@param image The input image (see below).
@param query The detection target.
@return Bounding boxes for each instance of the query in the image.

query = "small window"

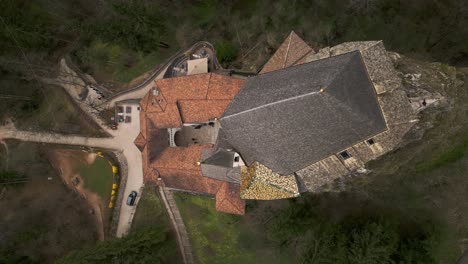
[339,151,351,160]
[152,88,159,96]
[234,156,240,162]
[366,138,375,145]
[137,107,140,111]
[126,106,132,113]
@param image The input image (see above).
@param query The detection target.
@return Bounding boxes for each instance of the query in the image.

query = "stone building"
[135,31,416,214]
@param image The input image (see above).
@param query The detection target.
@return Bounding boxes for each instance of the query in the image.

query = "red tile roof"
[133,132,146,152]
[146,105,183,128]
[144,144,245,215]
[140,73,244,128]
[141,145,149,181]
[206,74,245,99]
[215,182,245,215]
[152,144,208,171]
[137,73,247,215]
[150,145,225,199]
[145,167,160,183]
[178,99,231,123]
[260,31,314,74]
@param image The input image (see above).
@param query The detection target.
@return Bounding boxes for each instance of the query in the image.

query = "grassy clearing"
[174,193,252,264]
[131,186,171,232]
[112,52,160,83]
[129,186,182,263]
[415,132,468,172]
[73,40,178,88]
[76,156,113,199]
[174,193,290,264]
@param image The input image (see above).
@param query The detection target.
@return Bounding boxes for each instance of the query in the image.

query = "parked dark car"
[126,191,137,206]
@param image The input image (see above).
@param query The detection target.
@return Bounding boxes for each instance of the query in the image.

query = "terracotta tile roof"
[157,73,211,102]
[137,73,247,214]
[152,144,209,171]
[215,182,245,215]
[139,91,151,112]
[140,73,244,128]
[178,99,231,123]
[139,111,148,139]
[260,31,313,74]
[144,167,160,183]
[206,74,245,99]
[146,105,182,128]
[133,132,146,152]
[141,145,149,180]
[240,162,299,200]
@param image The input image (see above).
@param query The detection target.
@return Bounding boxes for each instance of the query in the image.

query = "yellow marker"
[112,183,118,190]
[112,166,119,174]
[111,190,116,196]
[108,202,114,208]
[111,195,116,201]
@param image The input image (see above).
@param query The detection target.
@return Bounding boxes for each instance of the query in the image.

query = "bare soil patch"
[46,149,108,241]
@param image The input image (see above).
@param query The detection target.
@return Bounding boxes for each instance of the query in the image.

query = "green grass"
[74,40,178,86]
[76,156,113,198]
[113,52,160,83]
[174,193,253,264]
[130,187,182,262]
[131,186,170,232]
[174,193,290,264]
[415,132,468,172]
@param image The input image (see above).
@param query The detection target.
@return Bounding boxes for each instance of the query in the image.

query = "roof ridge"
[143,90,151,112]
[217,195,243,215]
[221,90,322,120]
[357,40,383,52]
[325,52,384,123]
[285,31,313,67]
[283,32,294,69]
[217,182,244,214]
[204,73,213,99]
[258,47,355,77]
[178,98,231,102]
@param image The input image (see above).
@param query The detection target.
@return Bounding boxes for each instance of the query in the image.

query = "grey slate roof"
[200,149,241,183]
[202,149,235,167]
[219,51,387,175]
